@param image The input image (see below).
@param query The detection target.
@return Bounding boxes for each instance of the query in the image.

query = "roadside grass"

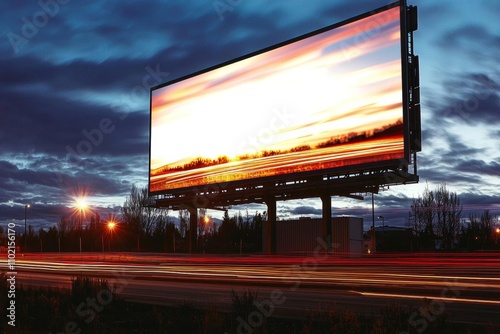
[1,276,498,333]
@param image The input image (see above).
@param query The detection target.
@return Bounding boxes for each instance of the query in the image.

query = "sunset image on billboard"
[150,5,405,193]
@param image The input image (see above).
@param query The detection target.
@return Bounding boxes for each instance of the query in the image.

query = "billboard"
[150,1,410,195]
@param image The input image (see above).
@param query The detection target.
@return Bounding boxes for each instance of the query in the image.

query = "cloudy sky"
[1,0,499,231]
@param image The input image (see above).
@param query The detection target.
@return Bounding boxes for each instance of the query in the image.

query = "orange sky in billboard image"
[150,6,404,192]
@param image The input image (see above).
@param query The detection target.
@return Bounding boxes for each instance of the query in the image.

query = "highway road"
[5,252,500,327]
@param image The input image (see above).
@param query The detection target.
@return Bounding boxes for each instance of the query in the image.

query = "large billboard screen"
[150,2,408,195]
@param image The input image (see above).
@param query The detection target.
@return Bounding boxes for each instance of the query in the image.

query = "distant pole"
[24,204,30,253]
[371,193,375,253]
[79,213,82,253]
[378,216,385,230]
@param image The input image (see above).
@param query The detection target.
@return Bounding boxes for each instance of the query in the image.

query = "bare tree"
[57,216,71,236]
[121,184,144,233]
[409,184,435,249]
[479,210,495,248]
[409,184,462,250]
[435,184,462,250]
[421,186,435,239]
[198,208,207,237]
[463,210,496,250]
[179,209,189,238]
[121,184,169,236]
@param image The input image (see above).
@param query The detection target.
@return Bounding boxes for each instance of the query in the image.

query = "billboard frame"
[149,0,419,209]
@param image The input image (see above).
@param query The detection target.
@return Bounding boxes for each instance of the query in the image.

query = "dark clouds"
[437,73,499,125]
[459,192,500,208]
[419,61,499,196]
[440,24,500,62]
[0,0,499,229]
[454,160,500,181]
[290,206,323,216]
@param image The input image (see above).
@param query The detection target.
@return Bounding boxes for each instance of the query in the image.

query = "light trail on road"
[352,291,500,305]
[4,252,500,327]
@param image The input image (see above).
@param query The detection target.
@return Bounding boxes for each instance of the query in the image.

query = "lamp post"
[74,197,88,253]
[203,216,210,254]
[108,221,116,251]
[378,216,385,229]
[371,193,375,253]
[377,215,385,251]
[24,204,30,253]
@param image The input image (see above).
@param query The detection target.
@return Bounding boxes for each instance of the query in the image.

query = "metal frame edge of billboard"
[148,0,419,207]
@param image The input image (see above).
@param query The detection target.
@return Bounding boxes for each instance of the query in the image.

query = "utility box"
[263,216,363,255]
[331,217,363,256]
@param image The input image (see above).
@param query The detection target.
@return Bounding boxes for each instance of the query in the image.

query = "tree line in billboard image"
[151,119,403,175]
[149,5,405,192]
[149,119,404,192]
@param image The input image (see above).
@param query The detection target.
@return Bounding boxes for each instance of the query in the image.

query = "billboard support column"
[187,206,198,254]
[265,196,277,254]
[321,194,332,253]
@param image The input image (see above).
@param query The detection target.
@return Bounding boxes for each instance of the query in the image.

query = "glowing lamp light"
[108,221,116,230]
[75,197,88,210]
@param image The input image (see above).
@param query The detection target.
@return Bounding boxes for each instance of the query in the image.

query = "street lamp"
[24,204,30,253]
[74,196,89,252]
[202,216,211,254]
[108,221,116,251]
[74,197,88,229]
[371,193,375,253]
[377,216,385,251]
[377,215,385,227]
[495,227,500,245]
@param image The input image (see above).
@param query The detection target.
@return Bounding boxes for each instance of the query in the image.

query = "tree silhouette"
[409,184,462,250]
